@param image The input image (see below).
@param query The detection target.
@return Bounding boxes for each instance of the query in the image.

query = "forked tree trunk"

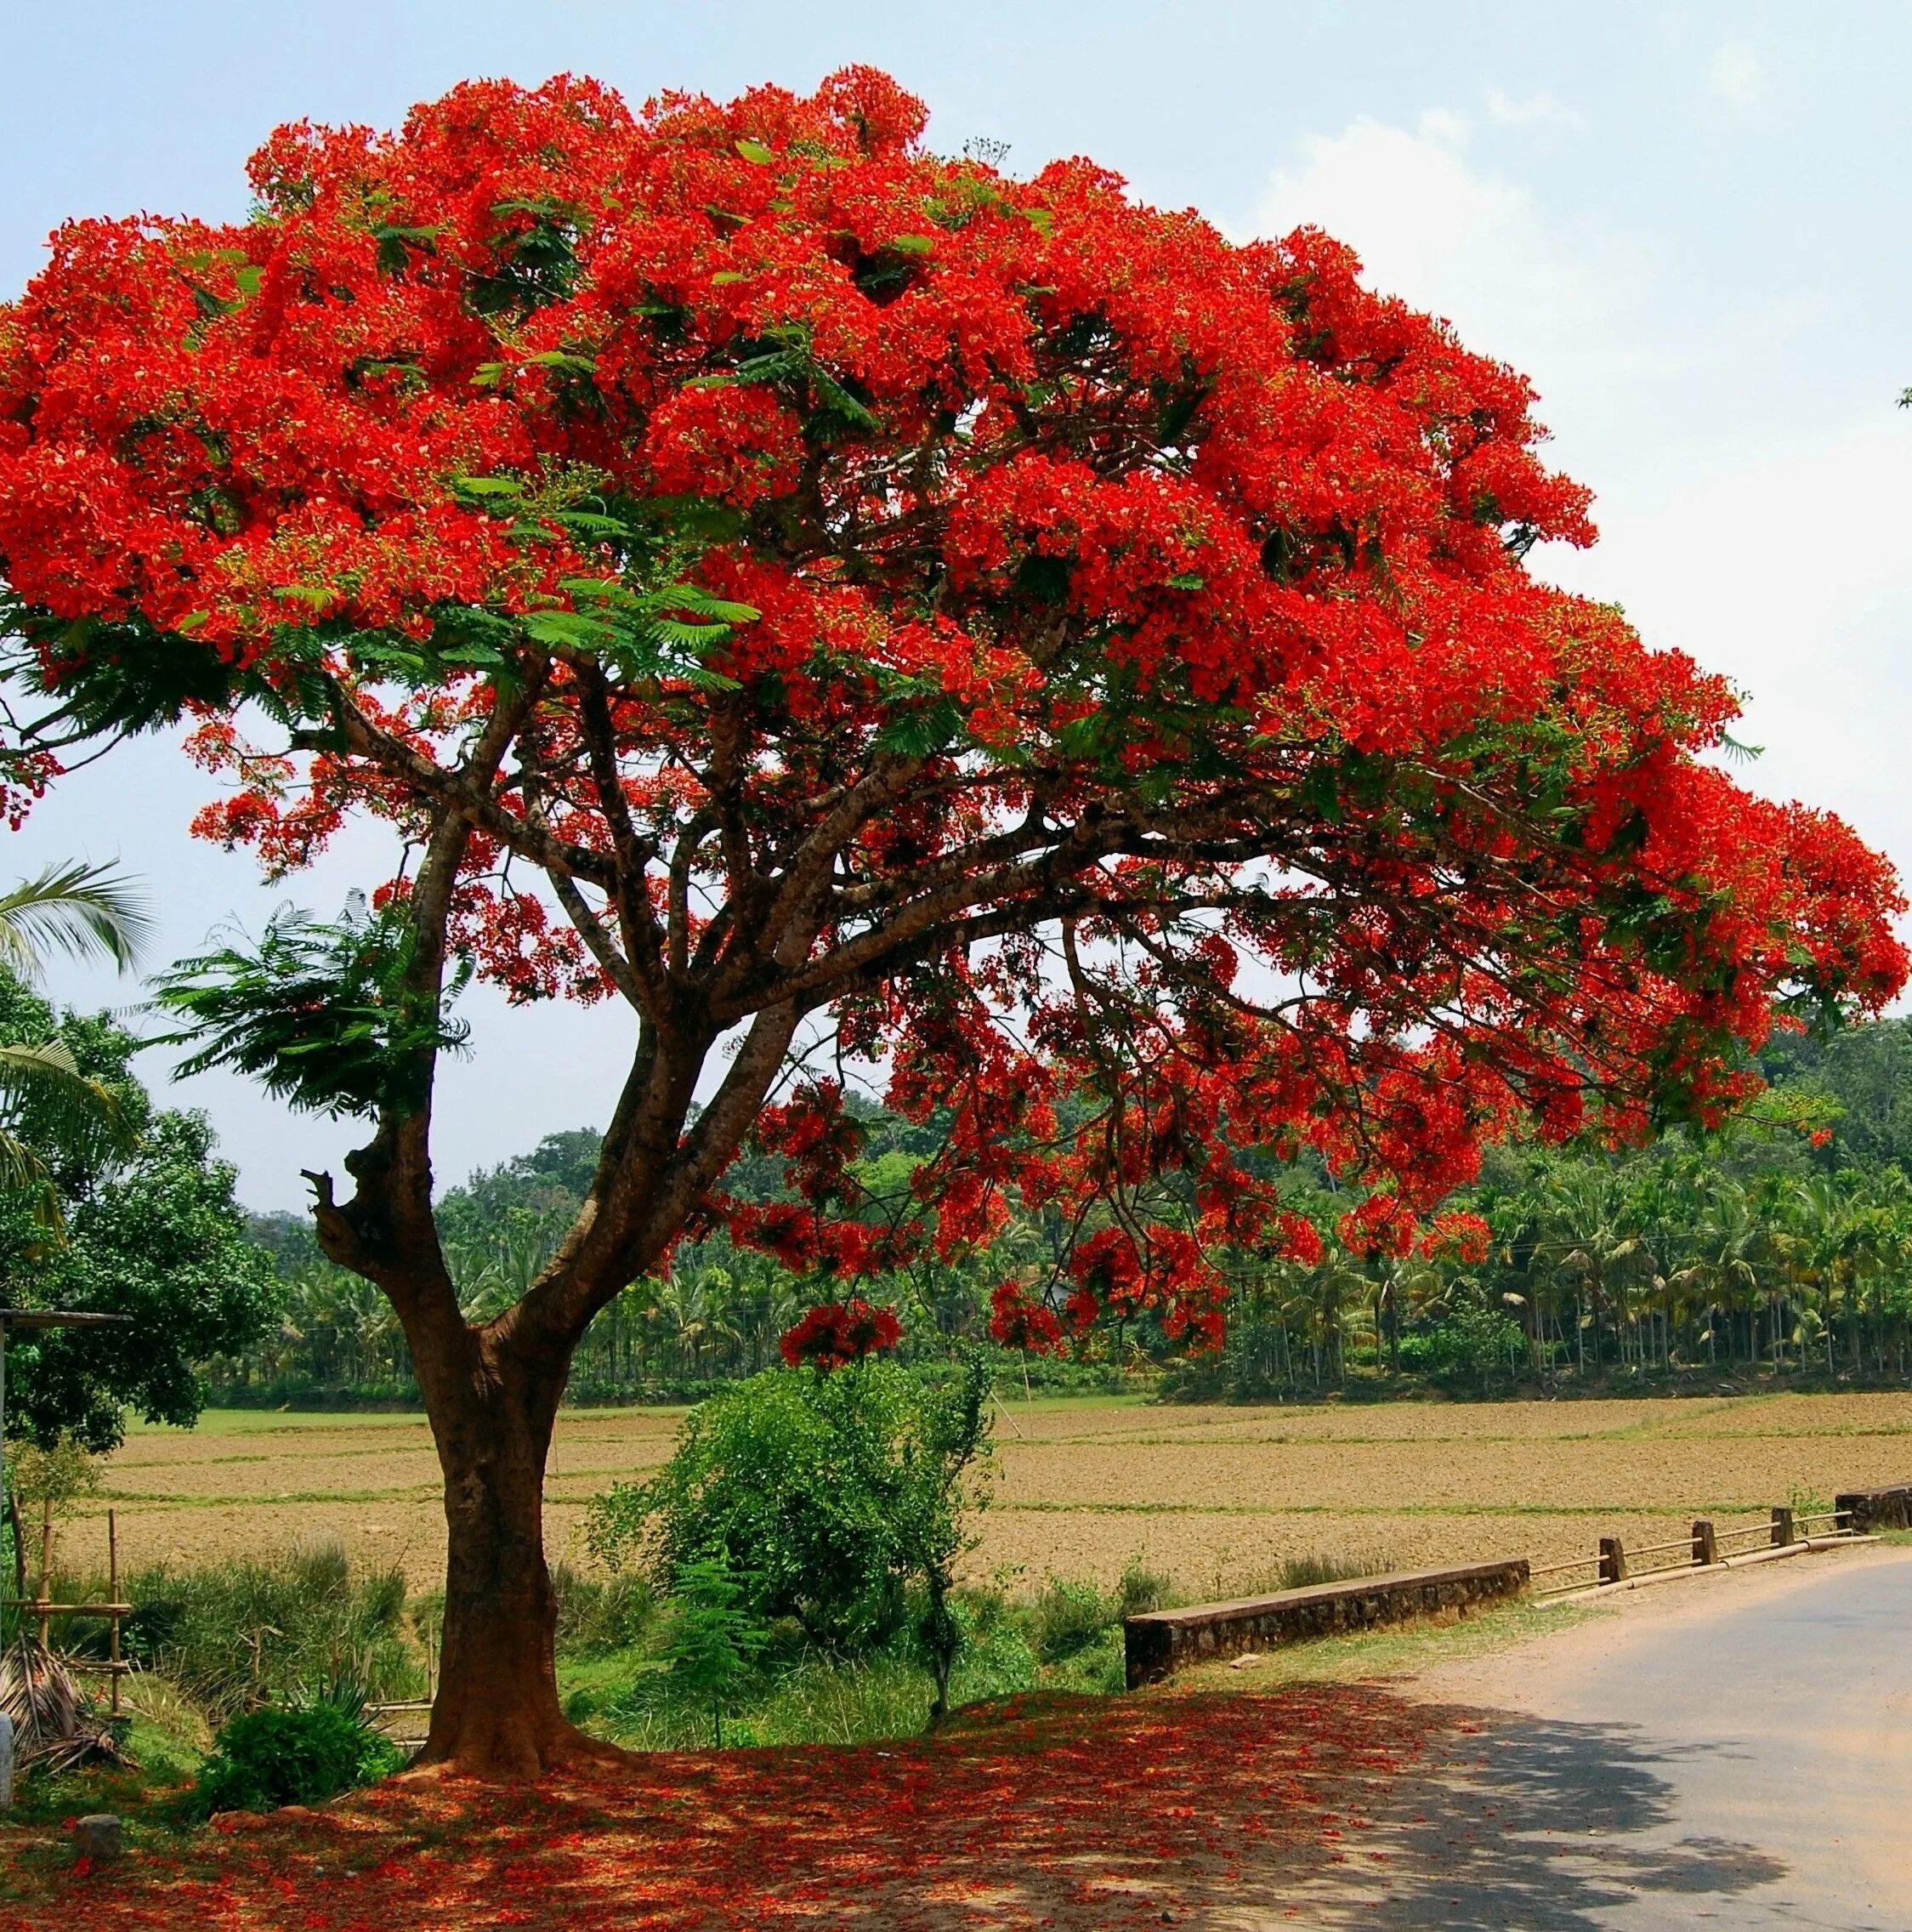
[410,1324,618,1777]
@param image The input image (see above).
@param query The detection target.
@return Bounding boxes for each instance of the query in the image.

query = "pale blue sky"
[5,3,1909,1207]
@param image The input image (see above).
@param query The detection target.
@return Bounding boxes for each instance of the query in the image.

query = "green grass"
[126,1390,1155,1440]
[125,1411,440,1435]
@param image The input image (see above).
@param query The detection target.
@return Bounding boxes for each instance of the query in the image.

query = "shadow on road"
[1285,1702,1786,1929]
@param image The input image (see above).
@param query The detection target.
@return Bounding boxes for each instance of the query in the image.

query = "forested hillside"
[207,1017,1912,1406]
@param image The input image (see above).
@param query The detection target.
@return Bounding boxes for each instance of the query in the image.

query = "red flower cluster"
[1418,1211,1495,1265]
[779,1297,903,1369]
[989,1281,1067,1355]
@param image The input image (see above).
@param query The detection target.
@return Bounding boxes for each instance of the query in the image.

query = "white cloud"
[1484,88,1591,134]
[1414,105,1472,147]
[1707,41,1767,113]
[1249,113,1669,460]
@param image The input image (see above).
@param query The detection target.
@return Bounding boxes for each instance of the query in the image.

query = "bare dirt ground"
[60,1389,1912,1595]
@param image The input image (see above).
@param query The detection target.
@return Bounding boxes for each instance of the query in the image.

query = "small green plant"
[194,1690,401,1816]
[896,1355,992,1724]
[661,1557,768,1747]
[1117,1557,1177,1618]
[1031,1577,1117,1663]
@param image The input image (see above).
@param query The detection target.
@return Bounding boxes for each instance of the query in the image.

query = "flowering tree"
[0,69,1901,1775]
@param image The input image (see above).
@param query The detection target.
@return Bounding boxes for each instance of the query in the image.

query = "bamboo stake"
[107,1510,120,1719]
[35,1498,51,1653]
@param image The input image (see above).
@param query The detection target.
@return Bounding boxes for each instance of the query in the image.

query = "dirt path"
[1260,1543,1912,1929]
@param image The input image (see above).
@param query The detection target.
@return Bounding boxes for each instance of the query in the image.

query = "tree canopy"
[0,65,1901,1772]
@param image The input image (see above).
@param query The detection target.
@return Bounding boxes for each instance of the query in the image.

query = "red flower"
[780,1298,903,1370]
[1419,1212,1494,1265]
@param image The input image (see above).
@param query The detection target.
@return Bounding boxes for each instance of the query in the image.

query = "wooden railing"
[1531,1503,1864,1601]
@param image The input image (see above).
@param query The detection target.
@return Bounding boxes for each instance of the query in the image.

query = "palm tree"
[0,861,151,1229]
[1534,1162,1641,1373]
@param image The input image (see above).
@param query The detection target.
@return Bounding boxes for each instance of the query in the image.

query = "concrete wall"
[1123,1559,1531,1690]
[1835,1486,1912,1532]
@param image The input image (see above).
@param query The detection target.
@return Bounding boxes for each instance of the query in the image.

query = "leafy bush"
[195,1691,401,1816]
[588,1358,992,1662]
[945,1590,1041,1703]
[1399,1299,1527,1389]
[1117,1557,1178,1618]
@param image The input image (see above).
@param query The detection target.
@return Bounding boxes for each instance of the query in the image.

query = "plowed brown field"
[59,1390,1912,1595]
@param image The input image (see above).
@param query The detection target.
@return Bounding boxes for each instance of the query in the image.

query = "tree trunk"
[411,1326,618,1777]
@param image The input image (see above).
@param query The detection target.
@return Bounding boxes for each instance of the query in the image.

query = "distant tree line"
[202,1017,1912,1406]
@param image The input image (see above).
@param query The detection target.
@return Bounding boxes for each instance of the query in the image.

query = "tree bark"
[408,1320,617,1776]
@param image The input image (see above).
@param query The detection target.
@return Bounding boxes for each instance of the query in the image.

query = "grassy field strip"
[108,1445,451,1469]
[85,1492,1786,1519]
[105,1445,676,1472]
[1003,1425,1912,1448]
[92,1486,446,1508]
[77,1393,1912,1593]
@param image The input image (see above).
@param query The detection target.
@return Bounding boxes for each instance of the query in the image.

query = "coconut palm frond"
[0,1126,61,1233]
[0,861,154,982]
[0,1639,128,1773]
[0,1040,136,1237]
[0,1038,134,1156]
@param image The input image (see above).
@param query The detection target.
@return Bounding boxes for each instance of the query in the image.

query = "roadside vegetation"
[5,1357,1397,1829]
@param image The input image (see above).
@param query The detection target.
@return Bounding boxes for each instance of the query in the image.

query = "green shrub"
[945,1591,1040,1703]
[1399,1299,1526,1389]
[195,1692,401,1816]
[588,1357,991,1663]
[1031,1576,1116,1662]
[1117,1557,1177,1618]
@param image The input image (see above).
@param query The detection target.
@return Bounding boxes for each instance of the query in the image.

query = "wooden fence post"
[1692,1520,1716,1565]
[1770,1506,1795,1548]
[1598,1535,1627,1585]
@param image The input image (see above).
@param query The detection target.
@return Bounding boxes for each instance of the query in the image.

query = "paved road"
[1275,1551,1912,1930]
